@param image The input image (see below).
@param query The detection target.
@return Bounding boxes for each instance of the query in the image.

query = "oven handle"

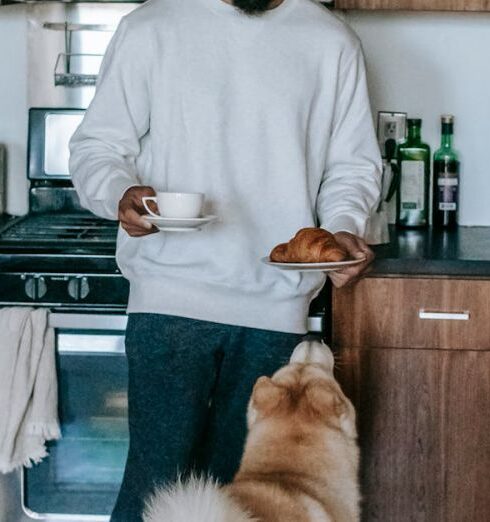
[48,312,128,331]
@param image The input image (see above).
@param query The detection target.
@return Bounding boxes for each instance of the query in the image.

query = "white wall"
[0,5,28,215]
[345,10,490,226]
[1,6,490,224]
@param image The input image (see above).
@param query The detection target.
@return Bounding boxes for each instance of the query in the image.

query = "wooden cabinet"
[335,0,490,11]
[332,276,490,522]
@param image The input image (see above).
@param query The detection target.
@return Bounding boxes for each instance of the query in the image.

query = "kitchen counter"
[371,226,490,277]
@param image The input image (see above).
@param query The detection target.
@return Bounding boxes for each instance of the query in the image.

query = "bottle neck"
[440,123,454,149]
[407,125,422,144]
[441,133,453,149]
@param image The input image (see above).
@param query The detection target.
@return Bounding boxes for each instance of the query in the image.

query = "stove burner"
[0,213,118,246]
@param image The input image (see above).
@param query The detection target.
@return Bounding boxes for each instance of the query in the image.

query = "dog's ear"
[252,376,287,415]
[305,381,346,419]
[305,382,357,437]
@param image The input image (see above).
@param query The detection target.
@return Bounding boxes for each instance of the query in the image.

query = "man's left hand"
[328,231,374,288]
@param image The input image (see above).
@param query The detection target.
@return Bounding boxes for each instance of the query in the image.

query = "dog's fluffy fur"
[144,340,360,522]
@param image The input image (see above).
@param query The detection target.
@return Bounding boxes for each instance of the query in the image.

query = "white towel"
[0,307,61,473]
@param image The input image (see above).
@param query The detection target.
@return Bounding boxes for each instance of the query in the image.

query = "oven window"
[24,331,129,516]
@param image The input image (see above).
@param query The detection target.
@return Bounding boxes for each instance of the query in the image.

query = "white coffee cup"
[142,192,204,219]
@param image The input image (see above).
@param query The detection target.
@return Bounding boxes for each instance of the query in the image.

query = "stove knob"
[24,276,47,300]
[68,277,90,300]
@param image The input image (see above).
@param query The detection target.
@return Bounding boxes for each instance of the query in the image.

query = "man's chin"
[232,0,274,15]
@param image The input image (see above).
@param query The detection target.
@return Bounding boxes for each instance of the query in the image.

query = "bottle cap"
[441,114,454,123]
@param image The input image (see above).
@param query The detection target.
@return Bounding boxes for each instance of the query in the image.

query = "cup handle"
[142,197,160,217]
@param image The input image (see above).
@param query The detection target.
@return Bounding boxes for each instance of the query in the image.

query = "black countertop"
[371,226,490,277]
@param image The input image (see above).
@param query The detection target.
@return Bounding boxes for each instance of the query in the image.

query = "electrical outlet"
[377,111,407,158]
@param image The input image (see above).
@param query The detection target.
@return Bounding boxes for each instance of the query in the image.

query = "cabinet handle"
[418,310,470,321]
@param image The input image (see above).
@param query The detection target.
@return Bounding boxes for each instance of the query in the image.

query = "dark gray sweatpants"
[110,313,304,522]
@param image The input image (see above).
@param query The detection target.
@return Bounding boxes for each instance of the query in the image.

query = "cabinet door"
[335,347,490,522]
[335,0,490,11]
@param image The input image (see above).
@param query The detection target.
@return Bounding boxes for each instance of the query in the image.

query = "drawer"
[332,277,490,350]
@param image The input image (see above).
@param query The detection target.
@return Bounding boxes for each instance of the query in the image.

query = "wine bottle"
[433,115,460,229]
[396,119,431,228]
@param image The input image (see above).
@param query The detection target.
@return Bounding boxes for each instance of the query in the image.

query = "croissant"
[270,228,347,263]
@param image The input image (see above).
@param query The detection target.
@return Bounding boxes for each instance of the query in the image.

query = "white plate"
[261,257,366,273]
[143,215,218,232]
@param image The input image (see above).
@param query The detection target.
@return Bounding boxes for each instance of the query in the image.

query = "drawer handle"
[419,310,470,321]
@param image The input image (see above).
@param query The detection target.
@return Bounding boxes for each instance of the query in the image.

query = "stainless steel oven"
[0,107,131,522]
[0,312,129,522]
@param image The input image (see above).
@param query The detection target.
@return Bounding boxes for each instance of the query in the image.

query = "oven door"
[0,312,129,522]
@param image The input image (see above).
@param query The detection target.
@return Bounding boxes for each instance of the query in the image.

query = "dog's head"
[247,340,356,439]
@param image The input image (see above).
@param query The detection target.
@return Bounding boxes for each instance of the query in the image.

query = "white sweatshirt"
[70,0,382,334]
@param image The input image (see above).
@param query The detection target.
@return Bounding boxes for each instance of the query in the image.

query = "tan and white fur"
[144,340,360,522]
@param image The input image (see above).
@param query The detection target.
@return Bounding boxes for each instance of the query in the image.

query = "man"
[70,0,381,520]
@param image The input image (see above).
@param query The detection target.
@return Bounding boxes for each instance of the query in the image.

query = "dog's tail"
[143,475,255,522]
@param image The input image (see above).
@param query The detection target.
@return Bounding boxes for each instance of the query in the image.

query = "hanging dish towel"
[0,307,61,473]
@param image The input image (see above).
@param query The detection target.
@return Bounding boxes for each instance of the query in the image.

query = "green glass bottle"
[396,119,431,228]
[433,115,460,229]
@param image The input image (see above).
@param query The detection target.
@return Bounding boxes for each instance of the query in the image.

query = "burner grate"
[0,213,118,245]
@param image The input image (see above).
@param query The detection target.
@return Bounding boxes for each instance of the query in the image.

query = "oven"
[0,108,133,522]
[0,312,129,522]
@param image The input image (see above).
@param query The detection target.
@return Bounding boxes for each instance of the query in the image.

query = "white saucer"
[261,257,366,273]
[143,215,218,232]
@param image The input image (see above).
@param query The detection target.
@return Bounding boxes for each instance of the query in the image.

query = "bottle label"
[437,175,458,211]
[401,160,425,210]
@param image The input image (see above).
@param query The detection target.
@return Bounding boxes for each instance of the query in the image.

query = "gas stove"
[0,108,129,310]
[0,217,128,308]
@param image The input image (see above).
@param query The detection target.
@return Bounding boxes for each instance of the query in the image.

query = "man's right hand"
[118,186,158,237]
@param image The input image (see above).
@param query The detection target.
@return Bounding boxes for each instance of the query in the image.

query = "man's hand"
[328,231,374,288]
[118,186,158,237]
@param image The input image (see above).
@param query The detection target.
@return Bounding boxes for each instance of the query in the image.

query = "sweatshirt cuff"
[321,215,366,238]
[105,177,140,220]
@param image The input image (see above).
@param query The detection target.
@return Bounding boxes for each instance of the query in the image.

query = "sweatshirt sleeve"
[316,42,382,238]
[69,16,150,220]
